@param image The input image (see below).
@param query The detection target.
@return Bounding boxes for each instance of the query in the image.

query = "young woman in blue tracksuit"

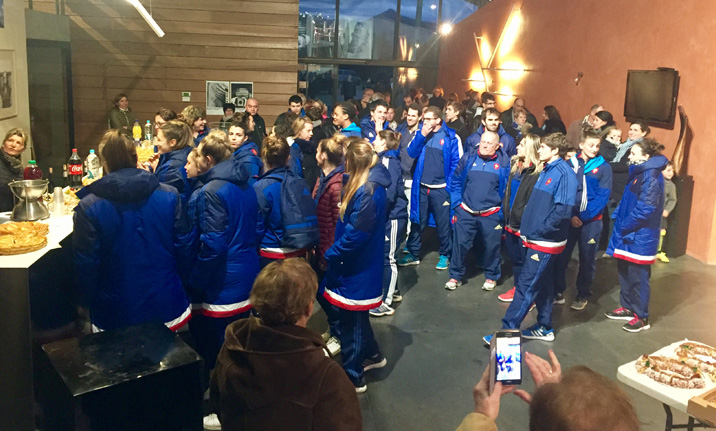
[321,140,391,392]
[152,120,193,205]
[486,133,577,344]
[446,130,509,291]
[74,130,192,333]
[497,134,542,303]
[187,132,259,378]
[370,130,409,317]
[288,116,313,178]
[606,139,667,332]
[554,129,612,310]
[228,119,262,185]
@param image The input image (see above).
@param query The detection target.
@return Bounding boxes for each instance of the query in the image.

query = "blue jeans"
[502,249,556,330]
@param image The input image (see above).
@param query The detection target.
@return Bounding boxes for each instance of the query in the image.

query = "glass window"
[300,64,336,106]
[441,0,478,26]
[397,0,439,63]
[299,0,337,58]
[338,0,398,60]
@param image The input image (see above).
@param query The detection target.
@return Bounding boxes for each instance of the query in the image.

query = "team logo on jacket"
[592,168,599,174]
[442,201,449,206]
[440,139,444,146]
[251,149,257,156]
[530,254,540,261]
[633,179,638,185]
[546,178,552,185]
[494,163,500,170]
[494,224,502,230]
[588,238,596,244]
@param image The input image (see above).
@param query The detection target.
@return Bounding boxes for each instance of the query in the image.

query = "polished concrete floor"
[310,231,716,431]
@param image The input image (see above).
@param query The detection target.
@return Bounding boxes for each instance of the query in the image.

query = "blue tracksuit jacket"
[155,145,191,204]
[253,166,291,250]
[607,155,667,264]
[465,124,517,158]
[340,122,362,138]
[289,140,304,178]
[232,141,262,186]
[579,155,612,221]
[379,149,408,220]
[450,147,509,215]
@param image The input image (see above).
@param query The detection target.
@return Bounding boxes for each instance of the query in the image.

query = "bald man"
[245,98,266,147]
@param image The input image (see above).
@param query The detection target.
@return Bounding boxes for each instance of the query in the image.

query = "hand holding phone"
[489,329,522,394]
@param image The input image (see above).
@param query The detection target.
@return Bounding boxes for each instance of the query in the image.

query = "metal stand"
[664,404,714,431]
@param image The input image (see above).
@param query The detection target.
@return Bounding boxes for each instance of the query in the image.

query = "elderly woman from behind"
[0,128,28,212]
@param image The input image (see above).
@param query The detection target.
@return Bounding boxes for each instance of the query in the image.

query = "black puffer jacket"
[0,151,22,212]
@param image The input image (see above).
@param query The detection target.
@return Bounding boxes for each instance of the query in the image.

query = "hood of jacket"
[629,154,668,177]
[294,138,315,155]
[76,168,159,203]
[219,317,329,408]
[201,157,250,185]
[368,162,392,189]
[342,122,361,134]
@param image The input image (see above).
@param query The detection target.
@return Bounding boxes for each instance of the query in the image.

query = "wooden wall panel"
[31,0,299,153]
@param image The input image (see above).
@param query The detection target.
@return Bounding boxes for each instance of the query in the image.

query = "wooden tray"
[688,387,716,426]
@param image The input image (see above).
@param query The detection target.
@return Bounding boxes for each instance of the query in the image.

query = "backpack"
[267,170,319,250]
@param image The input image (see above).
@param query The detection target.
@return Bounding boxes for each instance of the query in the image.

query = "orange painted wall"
[439,0,716,263]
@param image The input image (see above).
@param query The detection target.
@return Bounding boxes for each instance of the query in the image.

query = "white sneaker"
[326,336,341,356]
[445,279,462,290]
[482,279,497,291]
[203,413,222,430]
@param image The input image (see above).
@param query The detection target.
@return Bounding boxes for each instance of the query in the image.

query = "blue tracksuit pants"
[449,208,502,281]
[502,249,556,330]
[189,311,249,384]
[406,186,452,257]
[554,218,602,299]
[504,232,525,287]
[332,307,381,386]
[617,259,651,319]
[383,218,408,305]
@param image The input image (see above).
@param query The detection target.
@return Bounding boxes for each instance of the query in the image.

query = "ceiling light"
[127,0,165,37]
[440,23,453,35]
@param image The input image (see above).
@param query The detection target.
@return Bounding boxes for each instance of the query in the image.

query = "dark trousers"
[383,218,408,305]
[554,218,602,299]
[189,311,248,384]
[317,291,340,338]
[502,249,556,330]
[449,209,502,281]
[504,233,526,287]
[617,259,651,319]
[406,186,452,257]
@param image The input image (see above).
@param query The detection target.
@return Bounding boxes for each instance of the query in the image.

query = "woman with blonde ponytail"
[321,138,391,393]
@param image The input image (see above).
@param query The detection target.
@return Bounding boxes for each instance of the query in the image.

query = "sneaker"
[445,278,462,291]
[570,297,588,311]
[321,330,330,342]
[483,334,493,345]
[498,287,515,302]
[398,254,420,266]
[656,252,670,263]
[402,246,409,254]
[623,316,650,333]
[392,290,403,302]
[363,354,387,372]
[326,336,341,356]
[521,324,555,341]
[203,413,222,430]
[369,303,395,317]
[605,307,636,321]
[553,293,565,305]
[436,255,449,270]
[482,279,497,291]
[602,252,612,259]
[355,380,368,393]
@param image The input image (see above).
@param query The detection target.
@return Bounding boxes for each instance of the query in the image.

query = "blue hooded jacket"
[288,139,304,178]
[466,124,517,158]
[360,117,384,143]
[579,155,612,221]
[155,146,191,205]
[187,157,259,317]
[407,125,461,223]
[253,166,297,253]
[322,163,390,310]
[450,146,509,216]
[73,168,192,332]
[232,141,263,185]
[607,155,667,264]
[379,148,408,220]
[339,122,361,138]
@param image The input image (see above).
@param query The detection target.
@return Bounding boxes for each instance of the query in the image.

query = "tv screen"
[624,69,679,125]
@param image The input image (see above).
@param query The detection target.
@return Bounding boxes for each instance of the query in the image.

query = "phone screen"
[494,334,522,384]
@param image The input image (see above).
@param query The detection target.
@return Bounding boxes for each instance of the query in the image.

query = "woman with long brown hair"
[321,138,391,393]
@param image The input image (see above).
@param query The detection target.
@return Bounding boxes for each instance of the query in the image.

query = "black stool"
[41,322,203,431]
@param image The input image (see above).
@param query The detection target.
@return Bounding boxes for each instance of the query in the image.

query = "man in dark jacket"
[209,258,361,431]
[245,98,266,147]
[274,95,304,126]
[500,98,538,131]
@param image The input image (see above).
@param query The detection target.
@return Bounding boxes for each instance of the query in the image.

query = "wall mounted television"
[624,68,680,127]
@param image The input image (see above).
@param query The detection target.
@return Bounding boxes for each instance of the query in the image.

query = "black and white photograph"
[205,80,229,116]
[0,50,16,119]
[0,0,5,29]
[229,82,253,112]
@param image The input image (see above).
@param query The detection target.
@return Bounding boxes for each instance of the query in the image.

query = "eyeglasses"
[423,117,437,122]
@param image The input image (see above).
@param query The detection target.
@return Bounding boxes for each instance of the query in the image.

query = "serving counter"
[0,214,74,430]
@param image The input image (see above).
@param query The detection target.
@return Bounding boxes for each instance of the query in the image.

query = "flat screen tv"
[624,68,680,126]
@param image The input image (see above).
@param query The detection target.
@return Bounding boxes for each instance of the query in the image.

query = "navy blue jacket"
[73,168,192,332]
[187,158,259,317]
[407,125,460,223]
[155,146,191,204]
[579,155,612,221]
[339,122,361,138]
[520,158,578,254]
[466,124,517,158]
[193,127,209,147]
[322,164,390,310]
[360,117,381,143]
[288,139,304,178]
[607,155,667,264]
[450,147,509,216]
[379,149,408,220]
[232,141,262,186]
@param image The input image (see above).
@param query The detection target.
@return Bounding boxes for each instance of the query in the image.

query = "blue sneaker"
[521,324,555,341]
[398,254,420,266]
[483,334,493,345]
[402,246,409,254]
[436,255,449,270]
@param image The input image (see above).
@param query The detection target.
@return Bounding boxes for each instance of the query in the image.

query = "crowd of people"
[73,88,676,429]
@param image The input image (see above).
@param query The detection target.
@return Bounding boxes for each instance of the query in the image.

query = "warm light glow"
[406,68,418,80]
[468,71,486,91]
[127,0,165,37]
[499,11,522,58]
[480,40,492,67]
[498,86,514,100]
[440,23,453,35]
[499,61,526,80]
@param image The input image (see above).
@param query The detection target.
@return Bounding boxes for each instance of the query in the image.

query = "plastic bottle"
[144,120,153,142]
[132,120,142,144]
[23,160,43,180]
[68,149,83,189]
[85,149,102,179]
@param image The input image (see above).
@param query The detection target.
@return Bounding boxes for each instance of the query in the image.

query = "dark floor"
[309,232,716,431]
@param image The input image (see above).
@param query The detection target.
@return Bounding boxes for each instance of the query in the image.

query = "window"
[299,0,337,58]
[338,0,398,60]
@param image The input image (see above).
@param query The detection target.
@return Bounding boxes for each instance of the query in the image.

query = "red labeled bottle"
[68,149,83,189]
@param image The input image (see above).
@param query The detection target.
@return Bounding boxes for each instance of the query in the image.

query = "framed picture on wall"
[0,50,17,120]
[229,82,253,112]
[206,81,229,116]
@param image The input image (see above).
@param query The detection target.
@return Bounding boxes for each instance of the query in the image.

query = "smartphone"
[489,329,522,393]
